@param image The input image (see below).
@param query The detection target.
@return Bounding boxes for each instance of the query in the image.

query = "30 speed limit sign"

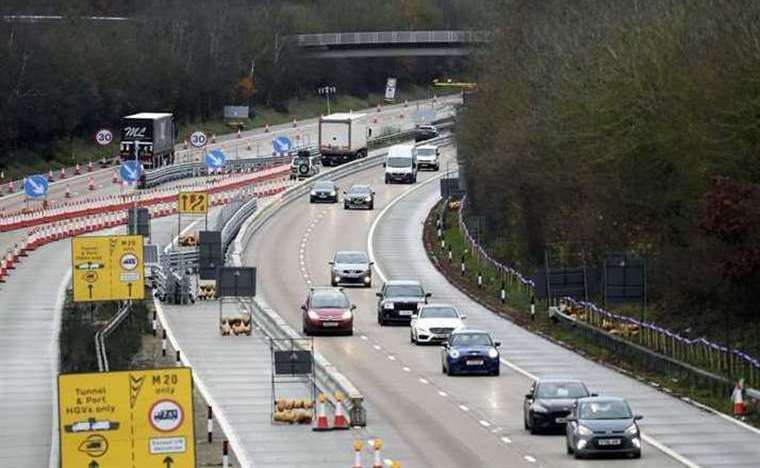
[95,128,113,146]
[190,131,208,148]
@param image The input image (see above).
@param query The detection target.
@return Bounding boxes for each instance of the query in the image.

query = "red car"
[301,287,355,336]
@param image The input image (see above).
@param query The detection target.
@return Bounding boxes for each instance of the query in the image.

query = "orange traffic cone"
[88,176,95,191]
[352,440,363,468]
[65,185,71,198]
[292,118,297,128]
[183,139,189,149]
[246,139,252,151]
[732,379,745,420]
[237,128,242,139]
[264,123,270,133]
[211,134,217,143]
[8,180,15,193]
[74,163,81,175]
[332,392,349,430]
[376,104,381,113]
[60,167,66,179]
[87,160,93,172]
[112,171,119,184]
[47,170,54,182]
[313,393,330,431]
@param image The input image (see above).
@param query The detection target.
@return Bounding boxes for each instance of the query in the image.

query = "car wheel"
[566,440,574,455]
[368,202,374,210]
[331,280,337,287]
[378,314,385,326]
[303,326,310,336]
[492,367,500,377]
[434,164,440,171]
[410,332,415,344]
[442,362,447,374]
[344,204,349,209]
[574,451,584,460]
[347,329,354,336]
[524,414,530,430]
[632,451,641,459]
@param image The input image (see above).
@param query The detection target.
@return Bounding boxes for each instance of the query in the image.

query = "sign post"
[72,235,145,302]
[384,77,397,103]
[317,85,336,114]
[24,174,49,209]
[58,367,196,468]
[272,136,292,155]
[177,190,210,234]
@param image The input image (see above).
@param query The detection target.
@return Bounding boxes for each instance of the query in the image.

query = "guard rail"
[94,301,132,372]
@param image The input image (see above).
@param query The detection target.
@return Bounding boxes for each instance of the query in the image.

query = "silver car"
[329,251,373,287]
[566,397,643,459]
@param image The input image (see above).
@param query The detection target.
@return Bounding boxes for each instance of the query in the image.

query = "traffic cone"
[47,170,54,182]
[371,439,383,468]
[332,392,349,429]
[65,185,71,198]
[376,104,381,112]
[237,128,242,139]
[60,167,66,179]
[404,100,408,107]
[88,176,95,191]
[264,123,270,133]
[87,160,93,172]
[8,180,14,193]
[112,171,119,184]
[74,163,81,175]
[352,440,363,468]
[247,139,252,151]
[732,379,746,420]
[292,118,297,128]
[211,134,217,143]
[312,393,331,431]
[183,139,188,149]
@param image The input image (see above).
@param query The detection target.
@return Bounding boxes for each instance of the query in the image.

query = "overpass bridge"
[289,30,491,58]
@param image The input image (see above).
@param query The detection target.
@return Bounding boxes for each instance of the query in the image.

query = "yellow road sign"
[58,367,196,468]
[72,235,145,302]
[178,190,209,214]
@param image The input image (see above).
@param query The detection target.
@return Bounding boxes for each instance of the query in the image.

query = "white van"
[414,144,440,171]
[384,144,417,184]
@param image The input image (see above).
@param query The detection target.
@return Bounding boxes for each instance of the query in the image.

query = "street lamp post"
[317,86,336,115]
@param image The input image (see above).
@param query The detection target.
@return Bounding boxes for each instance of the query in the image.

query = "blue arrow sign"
[205,150,227,169]
[24,175,49,198]
[272,136,292,153]
[120,160,143,183]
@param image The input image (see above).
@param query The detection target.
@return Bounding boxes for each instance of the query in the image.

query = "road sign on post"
[58,367,196,468]
[204,150,226,170]
[72,235,145,302]
[120,160,143,183]
[190,131,207,148]
[384,77,397,102]
[272,136,292,154]
[95,128,114,146]
[24,174,49,198]
[177,191,209,214]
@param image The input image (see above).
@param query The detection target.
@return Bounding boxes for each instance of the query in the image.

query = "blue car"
[441,329,501,376]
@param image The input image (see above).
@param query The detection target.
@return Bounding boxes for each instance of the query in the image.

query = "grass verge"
[424,199,759,428]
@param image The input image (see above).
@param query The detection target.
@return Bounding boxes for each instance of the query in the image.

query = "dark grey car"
[329,251,373,287]
[310,180,338,203]
[566,397,643,460]
[376,280,431,325]
[343,184,375,210]
[524,379,592,434]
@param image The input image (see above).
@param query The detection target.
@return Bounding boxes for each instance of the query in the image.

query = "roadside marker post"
[207,405,214,443]
[222,440,229,468]
[162,329,167,356]
[372,439,383,468]
[352,439,363,468]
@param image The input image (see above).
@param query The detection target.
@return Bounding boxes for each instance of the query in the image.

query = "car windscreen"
[579,401,632,420]
[416,148,435,156]
[311,292,349,309]
[335,252,368,264]
[385,285,424,297]
[313,181,334,190]
[536,382,588,399]
[387,157,412,168]
[348,186,371,195]
[419,307,458,319]
[449,333,492,347]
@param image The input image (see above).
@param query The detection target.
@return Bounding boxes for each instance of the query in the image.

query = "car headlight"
[330,190,336,196]
[625,424,638,436]
[341,310,353,320]
[363,276,371,283]
[365,195,372,201]
[530,403,548,413]
[307,310,320,320]
[576,424,593,436]
[334,275,341,281]
[487,348,499,359]
[416,302,422,309]
[310,190,316,195]
[416,326,429,334]
[383,302,394,309]
[448,349,460,358]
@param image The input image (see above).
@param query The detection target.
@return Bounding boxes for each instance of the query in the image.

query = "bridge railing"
[294,30,491,47]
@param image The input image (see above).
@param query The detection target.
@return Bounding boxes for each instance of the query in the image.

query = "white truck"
[318,113,369,166]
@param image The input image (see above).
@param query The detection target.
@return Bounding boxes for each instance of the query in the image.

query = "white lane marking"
[373,344,381,351]
[367,168,452,283]
[438,391,447,397]
[479,420,491,427]
[402,366,411,372]
[524,455,536,463]
[418,378,429,384]
[388,355,396,361]
[458,404,469,412]
[360,335,368,340]
[363,161,702,468]
[501,436,512,444]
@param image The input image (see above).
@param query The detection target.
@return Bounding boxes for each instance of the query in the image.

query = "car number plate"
[397,310,412,316]
[322,322,339,327]
[319,194,326,198]
[555,417,566,423]
[466,359,483,366]
[598,439,621,446]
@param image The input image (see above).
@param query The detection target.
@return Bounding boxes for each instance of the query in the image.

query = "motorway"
[247,146,686,467]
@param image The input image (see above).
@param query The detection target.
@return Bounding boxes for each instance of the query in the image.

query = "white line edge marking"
[438,391,447,397]
[501,436,512,444]
[479,420,490,427]
[365,158,703,468]
[48,268,72,468]
[458,404,469,412]
[524,455,536,463]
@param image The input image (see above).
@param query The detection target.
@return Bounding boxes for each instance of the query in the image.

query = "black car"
[414,124,439,142]
[566,397,643,460]
[524,379,592,434]
[310,180,338,203]
[376,280,431,325]
[343,184,375,210]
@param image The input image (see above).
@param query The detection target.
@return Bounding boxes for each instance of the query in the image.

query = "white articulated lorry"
[318,112,369,166]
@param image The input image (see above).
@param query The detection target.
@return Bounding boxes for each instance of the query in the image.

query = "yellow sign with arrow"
[72,235,145,302]
[177,190,209,214]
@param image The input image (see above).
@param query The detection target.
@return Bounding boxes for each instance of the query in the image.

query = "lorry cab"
[384,144,417,184]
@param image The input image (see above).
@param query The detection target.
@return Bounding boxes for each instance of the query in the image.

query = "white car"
[410,304,466,344]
